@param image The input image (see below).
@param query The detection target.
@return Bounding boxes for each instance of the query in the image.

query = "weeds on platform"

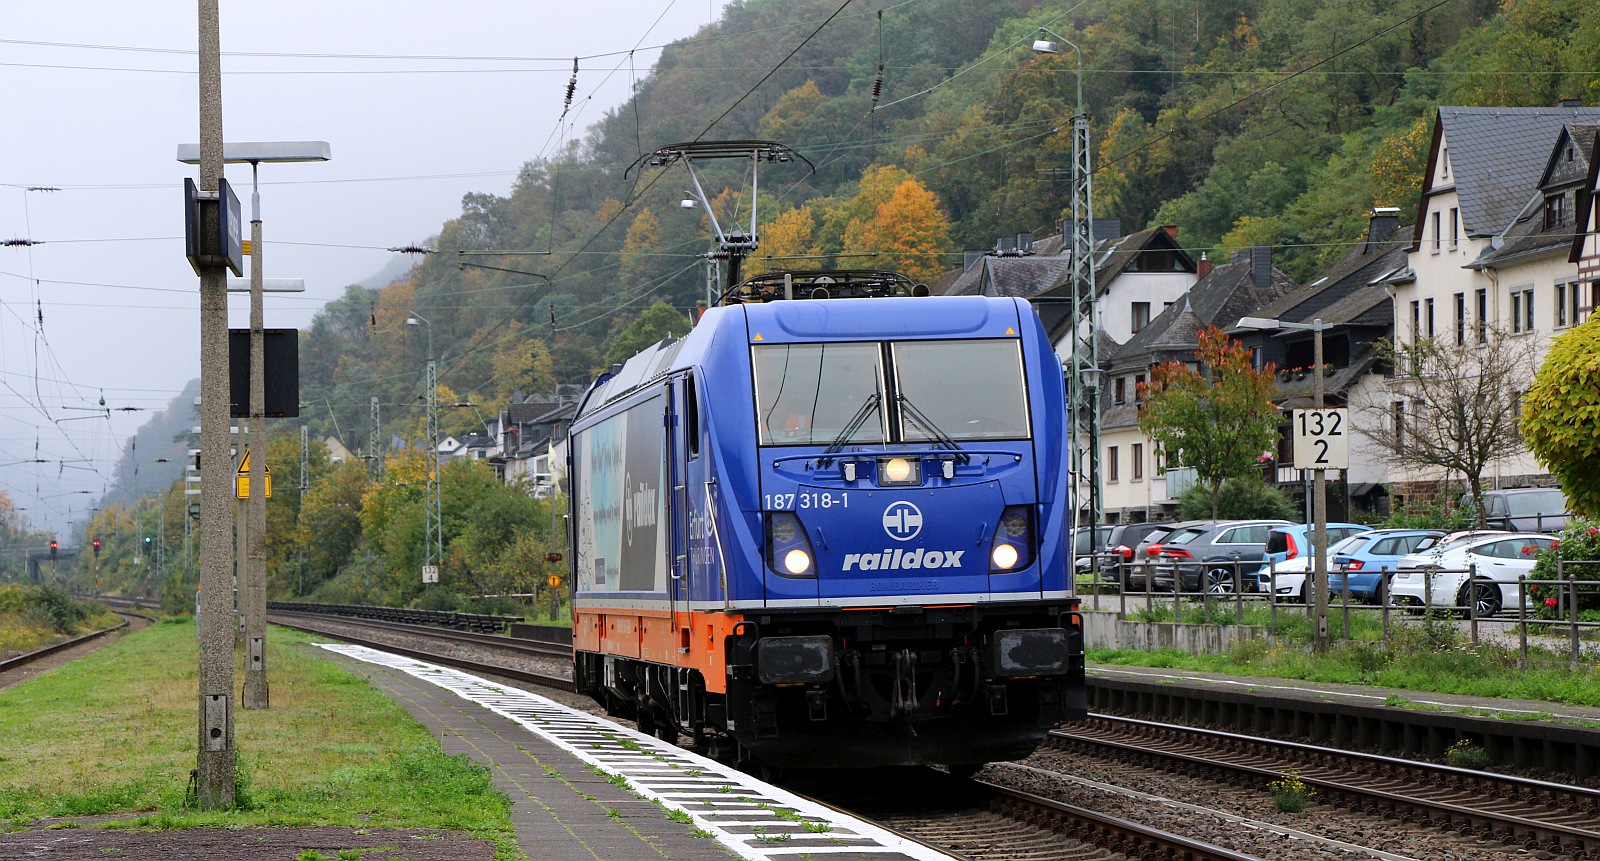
[0,624,517,859]
[1445,740,1491,770]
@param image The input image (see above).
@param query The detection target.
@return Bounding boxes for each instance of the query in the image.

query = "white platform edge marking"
[317,643,954,861]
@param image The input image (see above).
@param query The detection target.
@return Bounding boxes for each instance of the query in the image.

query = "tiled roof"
[1109,260,1296,372]
[1471,190,1574,268]
[1429,106,1600,240]
[942,255,1074,298]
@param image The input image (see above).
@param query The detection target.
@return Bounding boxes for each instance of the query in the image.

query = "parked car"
[1267,529,1443,604]
[1389,533,1556,617]
[1075,521,1176,585]
[1263,523,1370,568]
[1461,488,1572,533]
[1126,520,1206,591]
[1151,519,1291,593]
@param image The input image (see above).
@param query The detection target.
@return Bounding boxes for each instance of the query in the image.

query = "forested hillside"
[72,0,1600,606]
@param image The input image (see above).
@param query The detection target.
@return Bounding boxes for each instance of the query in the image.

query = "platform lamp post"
[178,140,329,710]
[406,312,442,588]
[1236,316,1332,652]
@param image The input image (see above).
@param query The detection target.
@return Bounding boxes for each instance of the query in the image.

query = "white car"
[1264,534,1360,603]
[1388,533,1555,617]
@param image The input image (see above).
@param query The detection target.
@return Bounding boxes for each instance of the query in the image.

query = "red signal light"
[49,540,58,549]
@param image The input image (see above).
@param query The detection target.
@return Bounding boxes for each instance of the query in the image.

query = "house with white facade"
[1093,250,1295,522]
[1391,104,1600,504]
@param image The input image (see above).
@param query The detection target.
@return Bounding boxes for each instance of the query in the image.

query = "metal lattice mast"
[368,395,382,482]
[1069,105,1101,535]
[424,359,442,575]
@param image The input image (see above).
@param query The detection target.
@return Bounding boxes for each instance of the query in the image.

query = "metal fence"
[1073,554,1600,666]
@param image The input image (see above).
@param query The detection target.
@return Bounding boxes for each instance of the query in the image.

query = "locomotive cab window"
[753,342,885,446]
[891,339,1030,441]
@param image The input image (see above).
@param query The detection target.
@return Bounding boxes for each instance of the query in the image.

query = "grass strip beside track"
[1088,607,1600,709]
[0,619,517,858]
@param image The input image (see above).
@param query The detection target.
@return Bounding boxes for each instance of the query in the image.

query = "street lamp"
[407,312,442,585]
[178,139,330,711]
[1235,315,1333,652]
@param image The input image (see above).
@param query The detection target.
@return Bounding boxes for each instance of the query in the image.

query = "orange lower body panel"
[574,607,746,695]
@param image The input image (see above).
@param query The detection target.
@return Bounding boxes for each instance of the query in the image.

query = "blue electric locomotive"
[569,270,1085,769]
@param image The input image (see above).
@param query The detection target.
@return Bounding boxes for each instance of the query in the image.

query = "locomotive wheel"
[655,721,680,744]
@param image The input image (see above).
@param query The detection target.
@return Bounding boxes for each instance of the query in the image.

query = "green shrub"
[1445,739,1491,770]
[1178,476,1297,521]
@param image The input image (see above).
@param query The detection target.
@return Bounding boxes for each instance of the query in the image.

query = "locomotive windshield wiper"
[898,395,970,463]
[820,392,881,464]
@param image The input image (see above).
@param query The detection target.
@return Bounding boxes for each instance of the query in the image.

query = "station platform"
[318,644,957,861]
[1087,663,1600,778]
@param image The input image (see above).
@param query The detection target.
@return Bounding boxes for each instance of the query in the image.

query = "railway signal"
[49,540,58,560]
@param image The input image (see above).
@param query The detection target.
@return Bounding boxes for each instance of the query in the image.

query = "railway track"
[793,766,1260,861]
[266,610,576,692]
[1049,714,1600,857]
[273,611,1253,860]
[0,609,148,682]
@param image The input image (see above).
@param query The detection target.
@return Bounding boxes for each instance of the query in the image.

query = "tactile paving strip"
[319,643,956,861]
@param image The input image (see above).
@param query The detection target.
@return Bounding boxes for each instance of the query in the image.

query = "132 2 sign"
[1292,408,1349,470]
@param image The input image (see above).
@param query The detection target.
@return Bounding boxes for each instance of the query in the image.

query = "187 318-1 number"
[764,491,849,510]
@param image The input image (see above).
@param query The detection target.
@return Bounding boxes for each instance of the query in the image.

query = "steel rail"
[0,613,134,674]
[980,782,1263,861]
[1051,714,1600,857]
[267,612,576,692]
[269,609,570,659]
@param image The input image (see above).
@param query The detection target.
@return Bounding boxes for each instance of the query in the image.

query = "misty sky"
[0,1,731,532]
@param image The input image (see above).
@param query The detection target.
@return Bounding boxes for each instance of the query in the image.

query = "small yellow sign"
[234,451,272,499]
[546,574,563,589]
[241,240,253,255]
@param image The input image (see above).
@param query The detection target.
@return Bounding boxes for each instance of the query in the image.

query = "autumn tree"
[1138,326,1281,520]
[620,207,664,288]
[847,176,954,284]
[748,206,817,277]
[1353,330,1538,523]
[1521,316,1600,516]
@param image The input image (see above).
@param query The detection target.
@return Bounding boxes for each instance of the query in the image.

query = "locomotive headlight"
[877,456,921,486]
[991,543,1020,570]
[766,511,817,579]
[884,457,912,482]
[1002,510,1029,537]
[771,516,798,543]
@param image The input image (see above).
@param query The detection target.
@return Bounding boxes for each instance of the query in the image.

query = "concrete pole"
[195,0,236,810]
[1312,321,1330,653]
[243,164,268,709]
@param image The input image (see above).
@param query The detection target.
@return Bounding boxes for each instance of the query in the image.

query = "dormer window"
[1441,145,1450,179]
[1545,193,1566,229]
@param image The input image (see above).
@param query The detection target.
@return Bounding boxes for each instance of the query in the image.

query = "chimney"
[1558,97,1583,108]
[995,235,1018,256]
[963,250,983,271]
[1196,252,1213,279]
[1366,207,1401,251]
[1091,219,1122,243]
[1249,245,1272,288]
[1229,249,1250,264]
[1161,224,1178,240]
[1016,232,1034,254]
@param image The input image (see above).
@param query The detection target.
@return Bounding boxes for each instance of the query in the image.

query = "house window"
[1393,401,1405,450]
[1431,211,1441,252]
[1556,283,1568,328]
[1425,297,1435,338]
[1475,288,1487,340]
[1155,446,1167,475]
[1545,194,1566,229]
[1134,373,1146,403]
[1131,301,1151,333]
[1114,376,1126,405]
[1449,207,1459,249]
[1580,281,1599,325]
[1509,287,1534,333]
[1454,292,1466,344]
[1250,346,1263,370]
[1107,446,1119,482]
[1132,443,1144,481]
[1409,300,1420,343]
[1441,145,1449,179]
